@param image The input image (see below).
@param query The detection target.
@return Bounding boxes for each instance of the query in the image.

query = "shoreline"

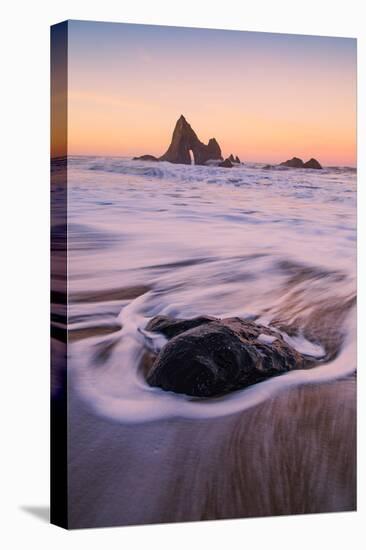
[68,375,356,529]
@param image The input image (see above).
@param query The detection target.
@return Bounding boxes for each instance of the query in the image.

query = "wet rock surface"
[146,315,216,339]
[145,315,312,397]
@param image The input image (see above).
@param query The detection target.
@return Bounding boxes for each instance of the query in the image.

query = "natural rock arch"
[134,115,224,166]
[159,115,223,165]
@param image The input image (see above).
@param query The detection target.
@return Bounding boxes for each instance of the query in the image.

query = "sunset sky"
[64,20,356,166]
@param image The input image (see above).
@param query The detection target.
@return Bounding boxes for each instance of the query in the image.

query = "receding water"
[60,156,356,423]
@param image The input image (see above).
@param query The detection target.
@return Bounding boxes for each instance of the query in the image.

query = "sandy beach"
[68,375,356,528]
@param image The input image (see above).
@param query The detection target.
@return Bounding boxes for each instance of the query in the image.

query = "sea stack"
[227,154,241,164]
[134,115,241,167]
[280,156,322,169]
[219,157,234,168]
[303,158,322,169]
[134,115,223,166]
[280,157,305,168]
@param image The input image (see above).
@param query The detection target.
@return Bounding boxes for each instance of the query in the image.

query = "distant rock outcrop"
[280,156,323,169]
[303,158,322,169]
[280,157,305,168]
[132,154,159,161]
[219,157,234,168]
[227,154,241,164]
[133,115,241,167]
[133,115,222,166]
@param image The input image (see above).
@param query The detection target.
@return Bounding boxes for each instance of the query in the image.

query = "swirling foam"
[70,292,356,423]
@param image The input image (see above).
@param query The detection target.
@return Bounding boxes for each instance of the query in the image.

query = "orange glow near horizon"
[66,22,356,166]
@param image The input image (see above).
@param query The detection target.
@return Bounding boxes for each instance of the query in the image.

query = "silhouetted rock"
[156,115,223,165]
[228,153,241,164]
[145,316,309,397]
[133,154,159,161]
[133,115,251,167]
[219,158,234,168]
[303,158,322,169]
[206,138,222,160]
[263,164,273,169]
[280,157,304,168]
[280,156,323,169]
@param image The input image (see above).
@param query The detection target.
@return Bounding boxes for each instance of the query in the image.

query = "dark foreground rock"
[280,156,322,169]
[145,315,311,397]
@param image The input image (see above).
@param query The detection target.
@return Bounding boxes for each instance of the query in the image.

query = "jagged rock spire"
[159,115,222,165]
[134,115,223,165]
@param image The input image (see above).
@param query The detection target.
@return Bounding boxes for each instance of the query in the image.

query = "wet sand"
[68,375,356,529]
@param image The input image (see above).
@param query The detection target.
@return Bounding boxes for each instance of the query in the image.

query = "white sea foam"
[67,156,356,423]
[71,296,355,423]
[280,332,325,358]
[257,333,278,345]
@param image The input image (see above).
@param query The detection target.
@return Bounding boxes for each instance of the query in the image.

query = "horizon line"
[50,153,357,169]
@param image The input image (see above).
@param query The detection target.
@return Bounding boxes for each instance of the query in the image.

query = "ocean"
[56,156,357,423]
